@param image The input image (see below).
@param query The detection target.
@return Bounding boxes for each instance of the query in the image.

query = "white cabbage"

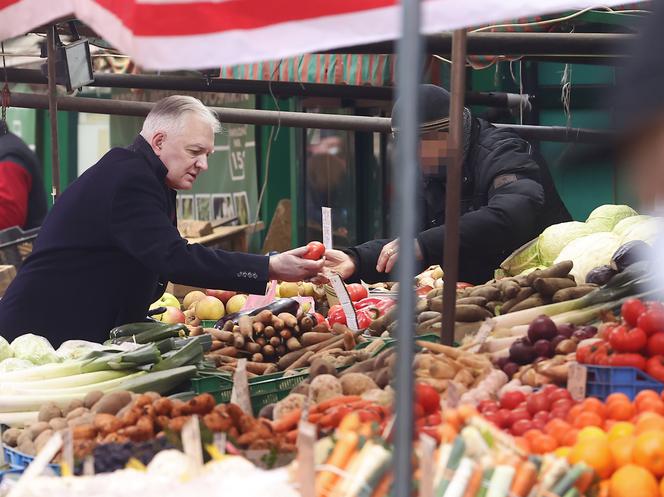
[620,217,663,245]
[10,333,60,365]
[0,335,13,361]
[538,221,598,266]
[554,232,622,283]
[613,215,652,238]
[586,204,638,232]
[0,357,34,372]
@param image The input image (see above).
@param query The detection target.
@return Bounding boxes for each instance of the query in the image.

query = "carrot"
[461,466,484,497]
[509,460,538,497]
[319,406,354,429]
[285,429,298,444]
[271,408,302,432]
[310,395,362,414]
[315,430,359,495]
[371,473,393,497]
[307,412,323,424]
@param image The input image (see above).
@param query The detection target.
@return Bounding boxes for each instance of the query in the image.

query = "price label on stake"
[83,456,95,476]
[419,433,437,497]
[9,432,63,497]
[321,207,332,250]
[329,273,359,331]
[61,429,74,477]
[214,432,227,456]
[567,361,587,401]
[297,420,317,497]
[181,415,204,468]
[231,358,253,416]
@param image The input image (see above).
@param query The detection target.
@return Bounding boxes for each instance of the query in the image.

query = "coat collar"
[128,135,169,181]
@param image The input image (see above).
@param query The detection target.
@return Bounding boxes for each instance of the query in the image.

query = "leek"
[0,370,127,391]
[116,365,197,394]
[1,370,142,397]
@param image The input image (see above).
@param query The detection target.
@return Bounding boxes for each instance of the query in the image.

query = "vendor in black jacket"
[0,96,323,345]
[324,84,570,284]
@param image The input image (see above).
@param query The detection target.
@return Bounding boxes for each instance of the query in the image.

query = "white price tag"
[231,358,253,416]
[419,433,437,497]
[567,361,587,401]
[61,428,74,476]
[321,207,332,250]
[297,420,317,497]
[83,456,95,476]
[181,416,204,467]
[467,319,495,353]
[329,273,359,331]
[9,432,63,497]
[214,432,227,455]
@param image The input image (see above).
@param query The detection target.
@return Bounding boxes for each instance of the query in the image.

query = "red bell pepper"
[327,304,346,326]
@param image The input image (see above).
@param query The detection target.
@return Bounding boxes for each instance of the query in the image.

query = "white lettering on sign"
[330,273,359,331]
[322,207,332,250]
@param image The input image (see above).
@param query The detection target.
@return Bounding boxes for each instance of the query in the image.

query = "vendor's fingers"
[376,241,397,272]
[384,251,399,274]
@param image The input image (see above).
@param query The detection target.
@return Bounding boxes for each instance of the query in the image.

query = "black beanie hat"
[391,84,452,132]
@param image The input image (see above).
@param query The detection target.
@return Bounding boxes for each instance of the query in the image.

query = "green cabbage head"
[538,221,598,266]
[10,334,60,365]
[586,204,638,232]
[554,232,622,283]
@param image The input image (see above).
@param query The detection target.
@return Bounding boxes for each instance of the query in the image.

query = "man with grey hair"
[0,95,323,345]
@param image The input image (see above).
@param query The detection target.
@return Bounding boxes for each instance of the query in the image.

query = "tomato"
[507,408,531,427]
[550,407,570,420]
[414,403,426,419]
[494,409,512,429]
[608,325,648,353]
[647,333,664,357]
[346,283,368,302]
[415,383,441,415]
[303,241,325,260]
[638,308,664,336]
[548,388,572,404]
[541,384,558,395]
[622,298,647,327]
[478,400,499,413]
[609,353,647,370]
[424,413,442,426]
[533,411,550,424]
[526,392,551,416]
[531,418,547,431]
[576,344,593,364]
[511,419,534,437]
[313,312,325,325]
[551,398,574,412]
[482,411,501,428]
[500,390,526,410]
[647,355,664,383]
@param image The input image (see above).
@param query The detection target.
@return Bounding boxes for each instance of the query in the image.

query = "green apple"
[151,292,181,310]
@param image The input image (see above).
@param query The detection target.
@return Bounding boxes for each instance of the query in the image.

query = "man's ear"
[150,131,166,156]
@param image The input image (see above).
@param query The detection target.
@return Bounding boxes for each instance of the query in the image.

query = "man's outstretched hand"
[268,246,325,281]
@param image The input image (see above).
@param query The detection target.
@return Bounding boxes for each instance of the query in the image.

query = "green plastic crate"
[201,320,218,328]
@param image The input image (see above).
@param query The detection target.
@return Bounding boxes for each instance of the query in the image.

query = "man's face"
[419,130,450,176]
[153,113,215,190]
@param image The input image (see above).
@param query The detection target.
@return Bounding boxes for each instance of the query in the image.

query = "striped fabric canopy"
[1,0,631,70]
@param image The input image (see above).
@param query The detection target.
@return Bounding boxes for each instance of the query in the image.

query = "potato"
[27,421,49,440]
[16,430,33,445]
[66,407,88,421]
[2,427,21,447]
[91,391,132,415]
[309,358,337,379]
[18,439,35,456]
[83,390,105,409]
[258,403,275,420]
[340,373,378,396]
[68,413,95,428]
[33,429,54,451]
[309,374,343,404]
[374,368,392,389]
[63,399,85,417]
[273,393,305,421]
[48,417,68,431]
[38,402,62,422]
[291,382,310,397]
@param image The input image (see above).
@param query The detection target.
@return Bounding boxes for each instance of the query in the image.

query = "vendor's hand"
[376,239,424,273]
[310,249,356,284]
[268,247,325,282]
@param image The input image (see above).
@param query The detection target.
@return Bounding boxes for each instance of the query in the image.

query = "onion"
[549,335,567,353]
[533,339,553,358]
[573,326,598,341]
[528,315,558,343]
[503,362,520,378]
[556,323,576,338]
[495,356,510,369]
[509,340,536,365]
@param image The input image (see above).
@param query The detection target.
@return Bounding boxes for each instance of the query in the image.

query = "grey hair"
[140,95,221,139]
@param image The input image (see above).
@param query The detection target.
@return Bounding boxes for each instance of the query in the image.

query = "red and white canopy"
[1,0,633,70]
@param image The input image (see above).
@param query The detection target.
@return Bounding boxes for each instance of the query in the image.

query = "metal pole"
[46,26,60,201]
[394,0,420,494]
[0,68,528,107]
[441,32,468,346]
[6,91,614,142]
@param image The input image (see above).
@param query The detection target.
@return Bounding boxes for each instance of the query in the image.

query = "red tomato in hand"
[608,325,648,353]
[638,308,664,336]
[646,355,664,382]
[303,241,325,260]
[647,333,664,357]
[415,383,441,415]
[609,353,646,370]
[622,298,647,327]
[500,390,527,410]
[346,283,368,302]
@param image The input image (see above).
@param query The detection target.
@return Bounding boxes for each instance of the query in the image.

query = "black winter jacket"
[0,136,269,346]
[345,118,571,284]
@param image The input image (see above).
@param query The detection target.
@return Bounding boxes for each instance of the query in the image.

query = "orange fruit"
[545,419,571,445]
[530,434,558,454]
[636,390,661,407]
[638,398,664,415]
[660,476,664,497]
[582,397,608,419]
[609,464,659,497]
[567,404,585,423]
[634,431,664,477]
[608,421,635,442]
[442,409,462,430]
[607,400,637,421]
[609,436,635,468]
[569,439,614,479]
[573,411,604,429]
[578,426,608,443]
[636,412,664,435]
[607,393,631,405]
[523,429,543,443]
[514,436,530,454]
[561,428,579,447]
[439,423,457,443]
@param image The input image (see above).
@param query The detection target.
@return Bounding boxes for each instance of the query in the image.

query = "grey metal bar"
[441,32,468,346]
[6,91,615,142]
[46,26,60,201]
[326,32,634,56]
[394,0,420,494]
[0,68,527,107]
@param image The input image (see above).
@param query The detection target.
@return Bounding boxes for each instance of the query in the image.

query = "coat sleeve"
[417,177,545,267]
[342,239,391,283]
[109,173,270,294]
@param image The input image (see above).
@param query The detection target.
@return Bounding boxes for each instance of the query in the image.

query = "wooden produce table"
[184,222,264,253]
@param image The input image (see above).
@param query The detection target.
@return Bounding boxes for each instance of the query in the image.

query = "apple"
[154,306,185,324]
[206,289,236,304]
[151,292,181,310]
[183,290,206,310]
[226,294,248,314]
[279,282,299,298]
[195,296,225,320]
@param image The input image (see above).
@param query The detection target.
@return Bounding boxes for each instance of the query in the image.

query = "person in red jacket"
[0,129,46,230]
